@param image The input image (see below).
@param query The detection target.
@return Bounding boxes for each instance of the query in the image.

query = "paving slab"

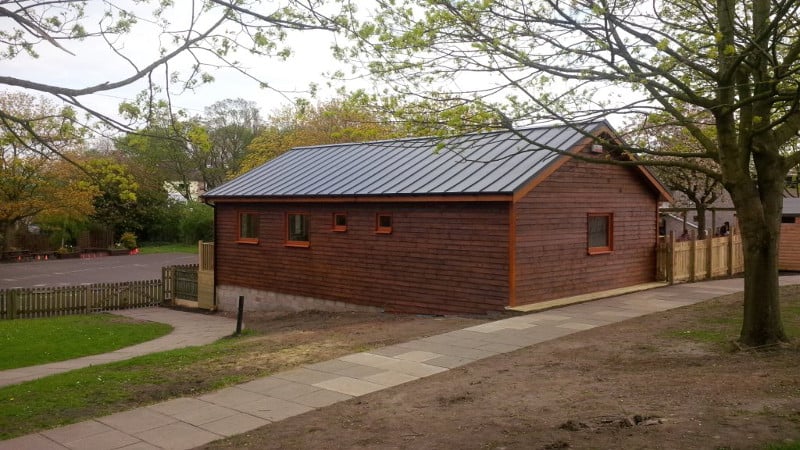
[97,409,177,434]
[234,396,313,421]
[313,376,386,397]
[134,422,221,450]
[198,413,269,438]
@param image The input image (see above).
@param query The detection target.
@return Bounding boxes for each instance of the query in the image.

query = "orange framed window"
[332,212,347,232]
[587,213,613,254]
[286,213,310,247]
[376,213,393,234]
[237,212,259,244]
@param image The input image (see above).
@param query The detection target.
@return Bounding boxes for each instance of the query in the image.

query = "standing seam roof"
[204,122,605,198]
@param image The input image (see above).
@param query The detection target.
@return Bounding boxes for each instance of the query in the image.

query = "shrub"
[119,232,138,250]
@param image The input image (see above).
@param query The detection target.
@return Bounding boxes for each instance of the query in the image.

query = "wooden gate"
[161,241,215,310]
[162,264,199,305]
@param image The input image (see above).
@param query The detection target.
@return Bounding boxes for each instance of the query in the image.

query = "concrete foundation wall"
[216,284,383,314]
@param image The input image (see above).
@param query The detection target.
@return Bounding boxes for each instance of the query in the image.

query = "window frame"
[375,213,393,234]
[332,212,348,232]
[587,213,613,255]
[237,211,260,244]
[285,212,310,247]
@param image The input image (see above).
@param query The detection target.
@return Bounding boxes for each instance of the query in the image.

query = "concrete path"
[3,276,799,450]
[0,309,236,388]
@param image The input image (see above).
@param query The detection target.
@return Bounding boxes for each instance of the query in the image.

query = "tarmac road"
[0,253,197,289]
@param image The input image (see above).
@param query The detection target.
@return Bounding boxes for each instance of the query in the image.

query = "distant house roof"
[784,198,800,216]
[204,121,667,201]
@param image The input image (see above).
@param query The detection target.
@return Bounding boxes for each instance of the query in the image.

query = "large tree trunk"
[731,172,788,346]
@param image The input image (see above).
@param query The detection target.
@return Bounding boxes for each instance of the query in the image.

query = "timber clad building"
[203,121,672,315]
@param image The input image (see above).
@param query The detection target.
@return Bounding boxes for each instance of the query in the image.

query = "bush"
[118,232,138,250]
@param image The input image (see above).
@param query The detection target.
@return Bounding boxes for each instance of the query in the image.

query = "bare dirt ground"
[202,290,800,450]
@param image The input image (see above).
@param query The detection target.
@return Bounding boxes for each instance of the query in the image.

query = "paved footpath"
[3,276,799,450]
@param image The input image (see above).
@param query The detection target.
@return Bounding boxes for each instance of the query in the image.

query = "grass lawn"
[137,243,198,254]
[0,314,173,370]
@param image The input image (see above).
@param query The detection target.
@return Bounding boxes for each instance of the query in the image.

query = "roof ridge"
[289,120,607,152]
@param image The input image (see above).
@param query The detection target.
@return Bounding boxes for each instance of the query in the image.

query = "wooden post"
[667,231,675,284]
[706,233,713,279]
[728,232,735,276]
[235,296,245,335]
[689,231,697,282]
[9,289,18,319]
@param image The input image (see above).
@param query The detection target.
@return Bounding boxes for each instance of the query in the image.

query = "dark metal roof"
[204,122,607,199]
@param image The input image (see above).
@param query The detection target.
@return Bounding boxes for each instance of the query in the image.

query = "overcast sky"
[4,2,357,121]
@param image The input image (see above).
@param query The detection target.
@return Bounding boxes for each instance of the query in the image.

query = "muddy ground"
[203,291,800,450]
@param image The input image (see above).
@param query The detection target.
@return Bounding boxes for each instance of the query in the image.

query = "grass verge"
[0,314,172,370]
[137,243,198,254]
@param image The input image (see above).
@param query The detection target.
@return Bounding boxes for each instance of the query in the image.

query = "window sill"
[285,241,310,248]
[236,239,259,245]
[375,229,392,235]
[332,227,347,233]
[587,248,612,255]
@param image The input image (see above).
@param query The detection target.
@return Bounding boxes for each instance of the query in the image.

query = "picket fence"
[656,232,744,283]
[0,280,163,320]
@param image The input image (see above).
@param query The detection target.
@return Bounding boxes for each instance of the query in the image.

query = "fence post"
[689,231,697,282]
[667,231,675,284]
[728,233,735,276]
[9,290,18,319]
[706,233,713,279]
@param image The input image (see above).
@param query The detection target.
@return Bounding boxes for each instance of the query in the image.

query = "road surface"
[0,253,197,289]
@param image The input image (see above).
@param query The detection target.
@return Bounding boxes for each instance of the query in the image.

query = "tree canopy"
[353,0,800,346]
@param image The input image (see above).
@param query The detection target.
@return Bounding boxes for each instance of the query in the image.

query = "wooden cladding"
[215,202,510,314]
[512,158,658,306]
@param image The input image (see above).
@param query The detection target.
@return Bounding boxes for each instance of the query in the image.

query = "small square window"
[333,213,347,232]
[588,213,613,254]
[238,212,259,243]
[287,213,310,247]
[376,213,392,234]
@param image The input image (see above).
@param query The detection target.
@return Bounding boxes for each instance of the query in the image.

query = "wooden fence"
[656,232,744,283]
[162,264,199,303]
[0,280,163,320]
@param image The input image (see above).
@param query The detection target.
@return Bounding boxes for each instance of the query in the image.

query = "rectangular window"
[332,212,347,232]
[376,213,393,234]
[238,212,259,243]
[286,213,310,247]
[588,213,613,254]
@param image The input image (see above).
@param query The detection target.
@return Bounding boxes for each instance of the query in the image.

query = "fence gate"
[162,264,198,306]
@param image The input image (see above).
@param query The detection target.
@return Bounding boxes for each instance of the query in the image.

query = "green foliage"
[178,201,214,244]
[238,93,401,175]
[118,231,137,250]
[0,314,172,370]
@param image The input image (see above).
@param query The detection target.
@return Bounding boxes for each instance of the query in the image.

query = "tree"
[355,0,800,346]
[203,98,264,186]
[631,111,726,239]
[0,1,353,147]
[238,94,401,175]
[0,92,95,252]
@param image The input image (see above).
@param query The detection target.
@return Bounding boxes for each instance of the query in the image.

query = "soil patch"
[201,292,800,450]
